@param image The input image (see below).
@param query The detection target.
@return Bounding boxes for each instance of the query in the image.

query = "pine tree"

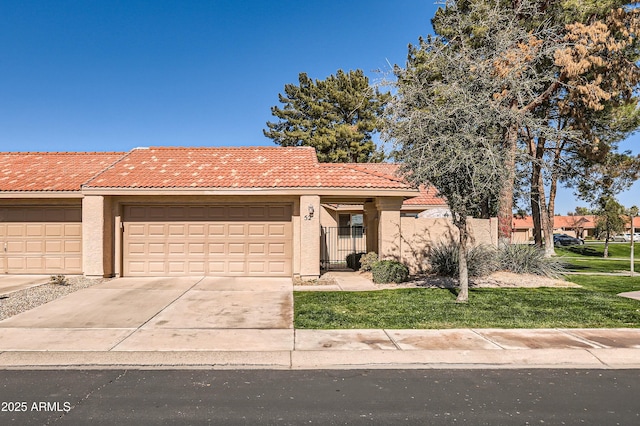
[264,70,389,163]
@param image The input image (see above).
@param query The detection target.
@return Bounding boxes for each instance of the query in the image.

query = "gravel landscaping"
[0,276,107,321]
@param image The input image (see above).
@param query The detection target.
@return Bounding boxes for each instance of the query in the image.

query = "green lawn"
[552,243,640,273]
[562,258,634,273]
[293,275,640,329]
[555,243,639,259]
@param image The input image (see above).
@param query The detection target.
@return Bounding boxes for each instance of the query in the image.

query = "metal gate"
[320,226,367,270]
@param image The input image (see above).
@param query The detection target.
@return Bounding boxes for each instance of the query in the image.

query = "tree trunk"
[498,126,518,242]
[545,139,565,257]
[604,228,610,258]
[529,135,543,247]
[536,160,555,257]
[456,216,470,303]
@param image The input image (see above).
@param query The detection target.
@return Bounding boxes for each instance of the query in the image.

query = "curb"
[2,349,640,370]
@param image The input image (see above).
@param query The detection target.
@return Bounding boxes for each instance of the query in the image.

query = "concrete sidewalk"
[0,328,639,370]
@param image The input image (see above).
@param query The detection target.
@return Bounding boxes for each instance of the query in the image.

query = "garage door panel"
[249,243,265,255]
[26,224,45,237]
[148,224,166,236]
[248,262,266,273]
[228,243,245,255]
[228,224,245,236]
[188,224,206,236]
[45,257,63,270]
[209,224,225,236]
[228,261,246,273]
[188,243,205,254]
[228,206,246,219]
[267,261,286,274]
[269,243,286,255]
[208,243,225,255]
[7,225,25,237]
[123,204,291,277]
[45,224,63,237]
[64,240,82,253]
[64,257,82,270]
[44,240,62,253]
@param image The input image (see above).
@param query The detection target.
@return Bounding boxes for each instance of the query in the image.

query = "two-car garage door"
[123,204,292,277]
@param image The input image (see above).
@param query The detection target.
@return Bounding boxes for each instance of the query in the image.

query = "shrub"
[49,275,68,285]
[497,244,566,278]
[359,252,379,272]
[428,242,498,277]
[346,252,366,270]
[371,260,410,283]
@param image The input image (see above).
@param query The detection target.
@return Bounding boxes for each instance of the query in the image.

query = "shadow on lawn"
[564,245,602,257]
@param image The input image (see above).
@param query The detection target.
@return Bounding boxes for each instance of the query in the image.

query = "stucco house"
[1,146,496,279]
[511,215,598,242]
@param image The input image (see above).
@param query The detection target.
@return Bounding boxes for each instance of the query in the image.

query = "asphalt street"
[1,369,639,425]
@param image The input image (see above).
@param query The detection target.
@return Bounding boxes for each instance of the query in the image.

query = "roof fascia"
[0,191,82,199]
[81,187,419,197]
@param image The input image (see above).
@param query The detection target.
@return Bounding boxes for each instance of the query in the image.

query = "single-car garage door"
[0,206,82,274]
[123,204,292,276]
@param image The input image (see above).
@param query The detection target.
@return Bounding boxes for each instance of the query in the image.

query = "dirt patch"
[364,271,579,289]
[293,275,338,287]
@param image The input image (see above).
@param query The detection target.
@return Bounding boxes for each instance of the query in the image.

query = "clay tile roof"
[84,147,414,189]
[345,163,447,206]
[0,152,125,192]
[512,215,598,229]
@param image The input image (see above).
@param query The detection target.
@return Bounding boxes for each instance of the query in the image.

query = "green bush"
[359,252,379,272]
[346,252,366,270]
[371,260,410,283]
[498,244,566,278]
[428,242,498,277]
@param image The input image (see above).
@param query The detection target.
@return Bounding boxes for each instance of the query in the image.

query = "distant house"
[512,215,598,242]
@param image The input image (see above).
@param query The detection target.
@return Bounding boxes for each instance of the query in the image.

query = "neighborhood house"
[0,147,497,279]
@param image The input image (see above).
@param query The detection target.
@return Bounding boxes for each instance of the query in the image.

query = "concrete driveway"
[0,276,293,351]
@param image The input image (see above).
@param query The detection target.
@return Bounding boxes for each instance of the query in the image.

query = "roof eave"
[0,191,83,198]
[80,187,419,197]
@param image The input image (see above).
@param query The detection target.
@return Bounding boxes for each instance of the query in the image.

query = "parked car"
[612,233,640,242]
[553,233,585,246]
[612,234,630,242]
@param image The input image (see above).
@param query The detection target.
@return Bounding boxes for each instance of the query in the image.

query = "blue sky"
[1,0,638,215]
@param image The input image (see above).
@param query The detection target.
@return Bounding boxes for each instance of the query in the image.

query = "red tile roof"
[347,163,447,206]
[512,215,597,229]
[0,152,124,192]
[84,147,414,189]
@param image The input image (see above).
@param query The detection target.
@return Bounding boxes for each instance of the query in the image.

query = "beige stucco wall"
[320,206,338,228]
[82,195,106,277]
[376,197,404,261]
[399,216,498,273]
[299,195,321,278]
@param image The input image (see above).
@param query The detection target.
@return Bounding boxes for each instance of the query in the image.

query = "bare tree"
[385,2,514,302]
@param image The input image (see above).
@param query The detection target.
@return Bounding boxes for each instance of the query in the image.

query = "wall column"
[363,201,378,253]
[376,197,404,261]
[299,195,321,279]
[82,195,106,277]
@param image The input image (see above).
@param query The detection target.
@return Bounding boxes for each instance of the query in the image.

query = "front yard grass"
[293,275,640,329]
[556,243,639,259]
[554,244,639,273]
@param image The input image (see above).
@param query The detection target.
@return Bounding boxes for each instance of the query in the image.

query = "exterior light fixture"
[304,204,315,221]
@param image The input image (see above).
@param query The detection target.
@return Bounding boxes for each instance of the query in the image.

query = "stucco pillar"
[82,195,106,277]
[363,201,378,254]
[376,197,404,261]
[299,195,321,279]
